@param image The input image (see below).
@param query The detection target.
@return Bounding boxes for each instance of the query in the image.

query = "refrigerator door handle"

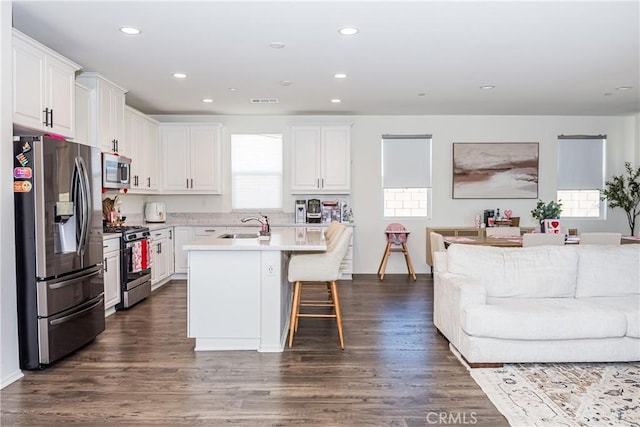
[48,269,101,290]
[49,296,104,326]
[74,157,91,256]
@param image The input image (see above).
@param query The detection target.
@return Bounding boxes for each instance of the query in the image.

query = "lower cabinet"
[151,227,174,289]
[103,237,121,315]
[174,226,220,274]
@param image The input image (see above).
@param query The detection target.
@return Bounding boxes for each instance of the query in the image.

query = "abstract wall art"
[452,142,539,199]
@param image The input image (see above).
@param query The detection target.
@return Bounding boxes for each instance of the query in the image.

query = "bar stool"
[377,223,417,281]
[287,226,353,349]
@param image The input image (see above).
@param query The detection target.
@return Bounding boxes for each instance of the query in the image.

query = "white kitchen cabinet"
[76,73,127,154]
[74,83,92,146]
[173,226,220,274]
[125,106,159,192]
[151,227,174,289]
[103,236,121,316]
[12,29,80,138]
[290,125,351,194]
[160,124,222,193]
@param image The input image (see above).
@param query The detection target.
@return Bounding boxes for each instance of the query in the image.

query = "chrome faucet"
[241,215,268,226]
[241,215,270,234]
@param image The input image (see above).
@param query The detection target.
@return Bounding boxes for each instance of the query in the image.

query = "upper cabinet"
[125,106,159,192]
[290,125,351,194]
[159,124,222,193]
[74,83,92,146]
[76,73,127,154]
[12,29,81,139]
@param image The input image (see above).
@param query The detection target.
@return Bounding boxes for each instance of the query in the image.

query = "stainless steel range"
[103,225,152,309]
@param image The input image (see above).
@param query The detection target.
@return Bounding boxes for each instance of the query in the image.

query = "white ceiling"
[11,0,640,116]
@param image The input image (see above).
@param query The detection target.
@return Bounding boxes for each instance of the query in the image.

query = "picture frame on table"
[452,142,539,199]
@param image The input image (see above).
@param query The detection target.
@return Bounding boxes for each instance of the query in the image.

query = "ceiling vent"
[250,98,279,104]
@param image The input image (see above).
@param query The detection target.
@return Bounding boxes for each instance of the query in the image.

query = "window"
[556,135,606,218]
[231,134,283,210]
[381,134,432,217]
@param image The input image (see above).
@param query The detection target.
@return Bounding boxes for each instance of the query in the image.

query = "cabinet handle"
[112,139,117,152]
[186,179,189,189]
[147,177,151,188]
[157,242,162,254]
[42,108,49,126]
[169,229,172,240]
[190,178,193,188]
[49,109,54,127]
[104,258,108,272]
[321,178,324,188]
[317,178,320,188]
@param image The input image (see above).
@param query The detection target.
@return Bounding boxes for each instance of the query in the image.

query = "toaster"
[144,202,166,223]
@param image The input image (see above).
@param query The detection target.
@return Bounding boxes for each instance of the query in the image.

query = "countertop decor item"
[530,199,562,232]
[600,161,640,235]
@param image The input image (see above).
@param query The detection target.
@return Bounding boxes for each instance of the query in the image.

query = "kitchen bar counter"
[185,227,327,353]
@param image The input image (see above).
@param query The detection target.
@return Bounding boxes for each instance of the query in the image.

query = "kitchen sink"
[218,233,259,239]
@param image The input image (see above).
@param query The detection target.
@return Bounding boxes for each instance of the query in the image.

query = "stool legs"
[402,243,417,281]
[377,242,416,281]
[377,242,392,280]
[288,281,345,349]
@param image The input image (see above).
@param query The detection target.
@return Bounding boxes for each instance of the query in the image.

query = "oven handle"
[49,296,104,326]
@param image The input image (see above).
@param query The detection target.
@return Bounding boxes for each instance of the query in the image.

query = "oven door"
[120,238,152,308]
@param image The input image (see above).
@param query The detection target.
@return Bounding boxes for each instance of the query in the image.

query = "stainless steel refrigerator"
[14,135,105,369]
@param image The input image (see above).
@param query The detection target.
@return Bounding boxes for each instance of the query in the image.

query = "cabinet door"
[12,38,46,131]
[152,236,169,284]
[103,245,121,311]
[160,127,191,191]
[189,126,221,192]
[144,118,159,190]
[124,108,142,189]
[173,227,193,274]
[46,55,75,138]
[290,126,322,193]
[97,81,115,152]
[75,84,92,146]
[320,126,350,192]
[112,89,126,155]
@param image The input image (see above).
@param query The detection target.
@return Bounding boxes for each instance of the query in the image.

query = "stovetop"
[103,225,149,234]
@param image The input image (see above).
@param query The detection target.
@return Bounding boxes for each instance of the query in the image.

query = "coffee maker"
[295,200,306,224]
[307,199,321,223]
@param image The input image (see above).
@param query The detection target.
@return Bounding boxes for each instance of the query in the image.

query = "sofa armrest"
[434,271,487,348]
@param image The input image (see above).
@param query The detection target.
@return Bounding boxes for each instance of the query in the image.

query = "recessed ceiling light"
[119,26,141,35]
[331,99,342,103]
[339,27,359,36]
[616,86,633,91]
[334,73,348,79]
[173,73,187,79]
[280,80,292,86]
[228,88,237,92]
[202,98,213,103]
[269,42,285,49]
[604,93,613,96]
[480,85,495,90]
[417,93,426,97]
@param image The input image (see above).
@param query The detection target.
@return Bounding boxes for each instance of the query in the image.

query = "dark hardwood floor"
[1,275,507,426]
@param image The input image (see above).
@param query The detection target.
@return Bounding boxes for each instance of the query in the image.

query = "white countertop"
[183,227,327,252]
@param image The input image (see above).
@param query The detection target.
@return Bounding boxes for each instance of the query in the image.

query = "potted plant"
[531,199,563,232]
[600,161,640,236]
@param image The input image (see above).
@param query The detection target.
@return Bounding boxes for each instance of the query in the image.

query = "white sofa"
[433,243,640,366]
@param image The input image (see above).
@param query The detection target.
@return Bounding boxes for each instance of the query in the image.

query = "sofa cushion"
[581,296,640,338]
[447,245,578,298]
[462,297,627,340]
[575,245,640,297]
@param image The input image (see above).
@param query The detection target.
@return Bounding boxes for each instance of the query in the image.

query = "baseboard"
[1,369,24,390]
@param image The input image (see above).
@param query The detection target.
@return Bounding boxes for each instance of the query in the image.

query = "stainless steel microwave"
[102,153,131,189]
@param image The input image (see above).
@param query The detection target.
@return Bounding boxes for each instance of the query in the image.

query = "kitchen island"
[183,227,326,352]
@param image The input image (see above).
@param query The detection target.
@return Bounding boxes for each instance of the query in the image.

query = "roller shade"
[557,135,606,190]
[382,134,432,188]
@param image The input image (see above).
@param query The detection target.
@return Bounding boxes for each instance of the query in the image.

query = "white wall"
[1,0,23,388]
[141,113,638,274]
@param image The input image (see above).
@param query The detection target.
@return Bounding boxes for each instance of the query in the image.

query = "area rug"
[451,345,640,426]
